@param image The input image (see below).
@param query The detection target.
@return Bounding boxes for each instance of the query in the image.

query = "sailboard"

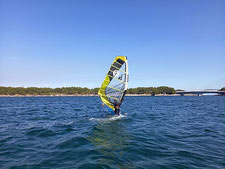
[98,56,129,111]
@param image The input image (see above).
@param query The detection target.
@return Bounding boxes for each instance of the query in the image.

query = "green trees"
[220,87,225,96]
[1,86,224,96]
[0,86,175,95]
[0,86,101,95]
[127,86,176,95]
[220,87,225,91]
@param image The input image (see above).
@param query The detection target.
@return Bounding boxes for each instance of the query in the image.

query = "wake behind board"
[90,114,126,123]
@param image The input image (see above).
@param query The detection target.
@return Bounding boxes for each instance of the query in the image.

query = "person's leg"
[115,109,119,115]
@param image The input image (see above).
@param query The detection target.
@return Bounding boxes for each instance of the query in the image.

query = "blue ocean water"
[0,96,225,169]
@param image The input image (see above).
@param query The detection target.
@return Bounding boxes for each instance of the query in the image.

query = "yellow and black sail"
[98,56,129,110]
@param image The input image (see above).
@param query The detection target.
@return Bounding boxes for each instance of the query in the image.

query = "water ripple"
[0,96,225,168]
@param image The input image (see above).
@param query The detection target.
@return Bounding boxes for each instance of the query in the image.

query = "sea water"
[0,96,225,169]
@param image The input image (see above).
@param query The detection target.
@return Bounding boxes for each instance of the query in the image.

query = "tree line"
[0,86,176,95]
[0,87,99,95]
[127,86,176,95]
[1,86,224,96]
[220,87,225,91]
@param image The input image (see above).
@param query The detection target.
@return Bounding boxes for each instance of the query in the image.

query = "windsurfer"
[113,101,120,116]
[98,56,128,116]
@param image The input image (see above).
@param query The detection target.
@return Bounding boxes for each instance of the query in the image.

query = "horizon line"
[0,85,222,91]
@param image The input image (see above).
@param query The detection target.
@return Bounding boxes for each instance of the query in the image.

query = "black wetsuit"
[114,107,120,115]
[114,102,120,115]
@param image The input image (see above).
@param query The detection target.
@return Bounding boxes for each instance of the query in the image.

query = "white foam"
[89,114,126,123]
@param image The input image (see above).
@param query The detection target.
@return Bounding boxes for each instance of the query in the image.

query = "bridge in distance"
[176,90,225,96]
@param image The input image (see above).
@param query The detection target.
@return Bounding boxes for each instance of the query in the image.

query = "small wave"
[55,136,89,149]
[89,114,126,123]
[26,128,56,137]
[73,108,82,111]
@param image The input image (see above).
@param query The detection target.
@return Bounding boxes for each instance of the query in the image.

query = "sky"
[0,0,225,90]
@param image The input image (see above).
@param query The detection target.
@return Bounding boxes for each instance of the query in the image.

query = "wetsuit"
[113,102,120,115]
[114,107,120,115]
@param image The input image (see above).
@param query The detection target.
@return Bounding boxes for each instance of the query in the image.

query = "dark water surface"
[0,96,225,169]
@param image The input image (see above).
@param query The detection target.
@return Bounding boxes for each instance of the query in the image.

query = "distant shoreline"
[0,94,98,97]
[0,86,177,96]
[0,94,216,97]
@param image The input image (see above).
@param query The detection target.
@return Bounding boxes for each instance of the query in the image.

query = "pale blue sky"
[0,0,225,90]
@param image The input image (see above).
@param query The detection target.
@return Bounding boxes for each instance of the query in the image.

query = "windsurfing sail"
[98,56,129,110]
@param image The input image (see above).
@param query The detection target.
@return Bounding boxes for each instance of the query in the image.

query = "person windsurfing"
[98,56,128,116]
[113,100,121,116]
